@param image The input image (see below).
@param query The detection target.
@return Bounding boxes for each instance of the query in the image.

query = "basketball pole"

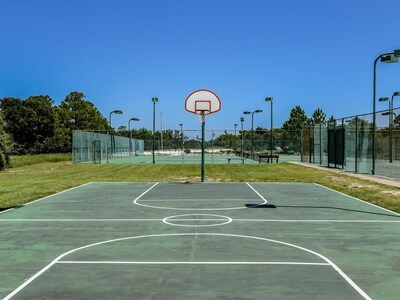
[201,112,205,182]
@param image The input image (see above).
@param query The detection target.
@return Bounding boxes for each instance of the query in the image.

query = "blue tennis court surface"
[1,182,399,299]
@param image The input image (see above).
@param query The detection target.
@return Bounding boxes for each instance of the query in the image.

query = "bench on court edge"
[227,157,245,164]
[258,153,279,164]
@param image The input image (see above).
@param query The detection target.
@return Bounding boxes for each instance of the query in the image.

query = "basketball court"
[1,182,399,299]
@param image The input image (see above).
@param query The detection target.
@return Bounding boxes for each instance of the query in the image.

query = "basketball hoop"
[185,89,221,115]
[185,89,221,183]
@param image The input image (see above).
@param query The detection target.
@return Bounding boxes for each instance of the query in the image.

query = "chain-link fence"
[73,129,302,164]
[302,107,400,179]
[72,130,144,163]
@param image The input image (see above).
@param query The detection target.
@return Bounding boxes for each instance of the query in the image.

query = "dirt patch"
[347,183,380,189]
[327,176,347,182]
[381,190,400,196]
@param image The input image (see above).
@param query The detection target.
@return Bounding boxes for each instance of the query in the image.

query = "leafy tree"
[328,115,335,123]
[282,106,309,131]
[55,92,109,152]
[0,96,56,154]
[25,95,56,153]
[311,108,326,124]
[0,111,13,170]
[57,92,109,131]
[281,106,309,153]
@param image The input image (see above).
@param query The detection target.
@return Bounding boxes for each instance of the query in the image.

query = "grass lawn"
[0,160,399,213]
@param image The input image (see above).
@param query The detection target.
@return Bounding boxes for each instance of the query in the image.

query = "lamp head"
[265,97,273,102]
[152,97,159,103]
[112,110,123,114]
[240,117,244,122]
[234,123,238,126]
[243,111,251,115]
[131,118,140,121]
[393,92,400,97]
[381,112,390,116]
[179,123,182,126]
[379,97,390,102]
[394,49,400,58]
[381,54,399,63]
[255,109,263,113]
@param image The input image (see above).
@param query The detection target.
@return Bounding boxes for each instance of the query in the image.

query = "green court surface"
[1,182,399,299]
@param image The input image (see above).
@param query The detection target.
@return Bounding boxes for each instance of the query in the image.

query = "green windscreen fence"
[72,130,144,163]
[302,107,400,179]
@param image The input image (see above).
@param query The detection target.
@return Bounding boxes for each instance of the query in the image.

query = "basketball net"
[196,110,209,123]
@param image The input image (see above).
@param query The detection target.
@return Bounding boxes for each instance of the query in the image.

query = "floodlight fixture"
[394,49,400,57]
[255,109,263,113]
[243,111,251,115]
[379,97,390,102]
[381,54,399,63]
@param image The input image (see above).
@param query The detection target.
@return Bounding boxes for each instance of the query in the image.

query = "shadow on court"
[246,203,400,218]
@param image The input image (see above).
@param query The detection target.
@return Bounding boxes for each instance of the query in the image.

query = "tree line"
[0,91,328,170]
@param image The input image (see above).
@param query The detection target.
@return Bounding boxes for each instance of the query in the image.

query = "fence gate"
[328,127,345,168]
[93,140,102,164]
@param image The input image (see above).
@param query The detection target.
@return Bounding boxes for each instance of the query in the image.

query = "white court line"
[0,182,93,215]
[3,233,371,300]
[132,182,159,202]
[57,261,330,266]
[233,219,400,223]
[314,183,400,217]
[133,183,266,211]
[0,219,162,222]
[246,182,268,205]
[138,199,259,202]
[0,218,398,223]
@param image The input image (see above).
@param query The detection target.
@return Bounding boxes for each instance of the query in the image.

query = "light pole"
[234,123,237,135]
[265,97,273,159]
[128,118,140,158]
[372,49,400,174]
[152,97,158,164]
[240,117,244,157]
[160,112,163,151]
[179,123,184,161]
[109,110,123,130]
[379,92,400,163]
[108,110,123,162]
[243,110,263,160]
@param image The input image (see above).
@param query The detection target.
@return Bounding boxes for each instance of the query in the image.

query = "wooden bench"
[227,157,245,164]
[258,154,279,164]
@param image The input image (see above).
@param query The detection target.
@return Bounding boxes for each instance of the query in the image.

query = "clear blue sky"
[1,0,399,131]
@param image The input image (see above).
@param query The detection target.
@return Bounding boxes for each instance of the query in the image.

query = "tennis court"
[104,154,300,164]
[1,182,399,299]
